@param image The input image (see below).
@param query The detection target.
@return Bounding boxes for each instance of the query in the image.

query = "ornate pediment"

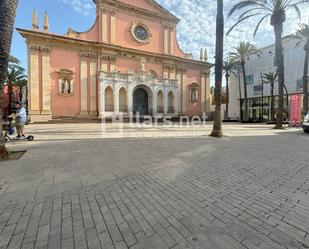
[95,0,179,23]
[65,28,80,38]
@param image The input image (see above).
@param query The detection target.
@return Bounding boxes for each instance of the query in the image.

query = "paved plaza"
[0,123,309,249]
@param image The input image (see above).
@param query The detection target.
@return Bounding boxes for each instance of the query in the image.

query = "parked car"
[303,113,309,133]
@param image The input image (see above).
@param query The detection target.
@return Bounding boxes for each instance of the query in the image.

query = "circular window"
[131,22,151,44]
[134,26,148,41]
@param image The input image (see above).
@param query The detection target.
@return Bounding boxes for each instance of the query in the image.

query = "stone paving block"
[61,236,74,249]
[85,227,101,249]
[98,231,114,249]
[0,224,16,247]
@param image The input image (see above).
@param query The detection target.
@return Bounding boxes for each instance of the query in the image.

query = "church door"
[133,88,148,115]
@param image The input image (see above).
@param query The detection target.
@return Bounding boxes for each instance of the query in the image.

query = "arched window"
[119,88,127,112]
[168,91,174,113]
[157,90,164,113]
[189,83,199,102]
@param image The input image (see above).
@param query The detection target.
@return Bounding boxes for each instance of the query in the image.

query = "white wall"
[229,35,309,118]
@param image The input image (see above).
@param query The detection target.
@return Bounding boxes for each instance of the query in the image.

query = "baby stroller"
[2,115,34,143]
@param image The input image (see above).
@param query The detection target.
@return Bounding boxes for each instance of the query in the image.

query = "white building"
[229,35,308,121]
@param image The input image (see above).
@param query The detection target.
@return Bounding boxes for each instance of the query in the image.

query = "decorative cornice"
[80,52,97,58]
[18,28,214,70]
[28,44,50,52]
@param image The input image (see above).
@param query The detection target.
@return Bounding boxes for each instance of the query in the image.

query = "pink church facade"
[18,0,212,121]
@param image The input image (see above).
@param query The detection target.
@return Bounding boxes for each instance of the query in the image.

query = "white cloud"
[61,0,308,65]
[156,0,309,64]
[61,0,94,16]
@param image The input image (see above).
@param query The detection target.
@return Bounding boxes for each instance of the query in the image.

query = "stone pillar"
[89,60,97,114]
[164,90,168,114]
[205,73,211,114]
[201,73,206,114]
[127,88,133,114]
[181,73,187,115]
[176,70,182,114]
[80,57,88,114]
[152,91,157,115]
[174,90,179,114]
[98,80,105,118]
[29,46,40,114]
[102,10,108,43]
[114,90,119,114]
[41,48,51,115]
[169,26,175,55]
[110,12,116,44]
[163,25,170,54]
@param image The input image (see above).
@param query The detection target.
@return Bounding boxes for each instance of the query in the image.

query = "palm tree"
[296,22,309,114]
[227,0,309,128]
[263,72,277,121]
[223,59,237,119]
[210,0,224,138]
[5,63,27,113]
[0,0,19,159]
[230,42,262,121]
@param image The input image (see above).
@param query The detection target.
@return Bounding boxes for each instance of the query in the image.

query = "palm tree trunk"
[210,0,224,138]
[303,51,308,114]
[271,83,275,121]
[225,73,229,120]
[241,63,248,121]
[274,23,284,129]
[0,0,19,159]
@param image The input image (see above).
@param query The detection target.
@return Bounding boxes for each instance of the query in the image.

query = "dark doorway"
[133,88,148,115]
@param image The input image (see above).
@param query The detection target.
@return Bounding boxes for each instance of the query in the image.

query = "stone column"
[102,10,108,43]
[110,11,116,44]
[164,89,168,114]
[114,89,119,114]
[29,46,40,115]
[205,73,211,114]
[152,90,157,116]
[174,89,179,114]
[98,79,105,118]
[80,57,88,115]
[163,25,170,55]
[181,73,187,115]
[127,87,133,115]
[89,60,97,115]
[41,48,51,117]
[201,73,206,114]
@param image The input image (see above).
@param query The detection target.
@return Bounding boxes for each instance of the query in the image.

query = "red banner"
[290,94,302,123]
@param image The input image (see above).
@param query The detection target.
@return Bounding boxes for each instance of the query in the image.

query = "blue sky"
[12,0,309,71]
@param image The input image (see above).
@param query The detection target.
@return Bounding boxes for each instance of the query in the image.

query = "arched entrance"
[133,88,149,115]
[105,86,114,112]
[168,91,174,113]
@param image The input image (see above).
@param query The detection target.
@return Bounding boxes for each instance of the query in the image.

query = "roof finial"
[200,48,204,61]
[204,48,208,62]
[43,11,49,32]
[32,9,39,30]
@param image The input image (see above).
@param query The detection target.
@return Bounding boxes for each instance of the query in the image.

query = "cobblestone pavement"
[0,123,309,248]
